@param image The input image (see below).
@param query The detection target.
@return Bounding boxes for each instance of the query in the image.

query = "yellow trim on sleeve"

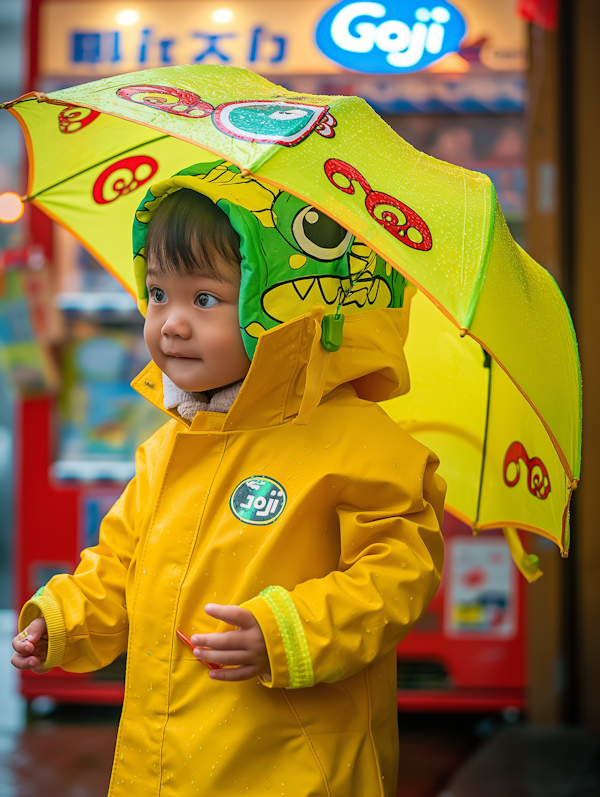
[19,591,67,671]
[258,585,314,689]
[242,593,288,688]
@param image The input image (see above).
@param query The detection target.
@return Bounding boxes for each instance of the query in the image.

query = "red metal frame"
[15,398,78,601]
[22,673,124,705]
[16,396,129,703]
[397,689,525,713]
[26,0,42,95]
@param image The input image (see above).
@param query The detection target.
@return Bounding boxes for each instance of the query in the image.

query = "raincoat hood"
[132,160,406,361]
[135,304,411,430]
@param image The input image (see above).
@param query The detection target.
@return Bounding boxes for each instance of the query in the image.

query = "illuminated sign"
[39,1,338,77]
[38,1,522,79]
[316,1,467,73]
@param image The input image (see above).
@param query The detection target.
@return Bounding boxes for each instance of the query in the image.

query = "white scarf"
[162,373,242,421]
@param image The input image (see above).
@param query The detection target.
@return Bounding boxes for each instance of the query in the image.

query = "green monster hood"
[132,161,405,360]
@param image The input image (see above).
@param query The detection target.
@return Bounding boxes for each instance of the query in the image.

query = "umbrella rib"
[474,350,493,528]
[23,135,171,202]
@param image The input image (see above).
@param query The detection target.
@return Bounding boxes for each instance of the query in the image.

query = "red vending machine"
[16,225,164,705]
[396,514,526,713]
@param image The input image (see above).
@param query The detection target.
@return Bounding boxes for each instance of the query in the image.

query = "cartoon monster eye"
[291,206,352,261]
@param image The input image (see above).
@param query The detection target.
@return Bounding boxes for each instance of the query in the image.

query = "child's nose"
[161,309,192,339]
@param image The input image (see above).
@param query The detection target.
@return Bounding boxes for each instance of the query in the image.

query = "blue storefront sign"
[315,0,467,74]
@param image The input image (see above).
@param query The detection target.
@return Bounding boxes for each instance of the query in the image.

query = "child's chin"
[162,364,209,393]
[169,376,209,393]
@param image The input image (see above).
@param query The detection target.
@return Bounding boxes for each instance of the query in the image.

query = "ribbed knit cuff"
[19,589,67,671]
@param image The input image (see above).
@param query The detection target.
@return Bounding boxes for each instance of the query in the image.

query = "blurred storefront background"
[0,0,23,610]
[0,0,599,762]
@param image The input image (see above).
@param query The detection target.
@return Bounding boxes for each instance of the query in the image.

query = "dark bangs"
[145,188,241,282]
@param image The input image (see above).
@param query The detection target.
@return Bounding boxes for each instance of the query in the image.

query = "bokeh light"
[0,192,24,223]
[212,8,234,23]
[116,9,140,25]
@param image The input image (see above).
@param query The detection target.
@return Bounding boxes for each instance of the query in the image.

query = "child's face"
[144,263,251,393]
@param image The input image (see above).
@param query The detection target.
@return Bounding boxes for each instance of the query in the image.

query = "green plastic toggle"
[321,313,344,352]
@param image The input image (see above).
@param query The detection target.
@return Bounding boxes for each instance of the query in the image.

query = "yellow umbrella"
[2,65,581,576]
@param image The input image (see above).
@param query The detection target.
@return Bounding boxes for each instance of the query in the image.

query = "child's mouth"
[164,352,200,361]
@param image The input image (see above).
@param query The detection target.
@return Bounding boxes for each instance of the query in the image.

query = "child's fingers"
[12,636,35,655]
[204,604,256,630]
[194,647,249,666]
[208,664,258,682]
[14,618,47,648]
[190,630,244,650]
[25,617,47,641]
[10,651,42,671]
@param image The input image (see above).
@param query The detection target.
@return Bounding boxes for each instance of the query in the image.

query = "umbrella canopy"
[2,64,581,565]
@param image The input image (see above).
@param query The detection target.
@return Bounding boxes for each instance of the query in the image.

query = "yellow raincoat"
[20,164,445,796]
[20,305,444,796]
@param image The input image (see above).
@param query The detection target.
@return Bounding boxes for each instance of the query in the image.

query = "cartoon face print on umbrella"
[93,156,159,205]
[503,441,551,500]
[213,101,337,145]
[325,159,433,251]
[116,85,213,118]
[58,106,101,134]
[116,85,337,146]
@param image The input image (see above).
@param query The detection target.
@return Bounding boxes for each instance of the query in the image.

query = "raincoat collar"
[131,305,410,432]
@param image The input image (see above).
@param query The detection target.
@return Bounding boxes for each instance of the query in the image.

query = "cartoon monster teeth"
[368,279,381,303]
[262,275,393,322]
[292,278,317,302]
[319,276,343,305]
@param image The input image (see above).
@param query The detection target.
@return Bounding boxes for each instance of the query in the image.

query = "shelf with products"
[52,225,164,483]
[55,291,138,315]
[53,321,164,483]
[51,460,136,482]
[54,223,141,319]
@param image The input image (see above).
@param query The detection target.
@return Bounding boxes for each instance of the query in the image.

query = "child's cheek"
[144,315,162,364]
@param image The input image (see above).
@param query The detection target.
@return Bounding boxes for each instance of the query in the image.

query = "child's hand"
[191,604,270,682]
[11,618,48,673]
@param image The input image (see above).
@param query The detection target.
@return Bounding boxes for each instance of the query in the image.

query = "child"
[12,162,445,797]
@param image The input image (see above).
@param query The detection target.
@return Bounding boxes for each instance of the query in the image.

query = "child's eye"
[195,293,219,308]
[150,287,166,303]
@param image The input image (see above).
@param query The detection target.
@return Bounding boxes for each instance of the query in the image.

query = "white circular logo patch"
[229,476,287,525]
